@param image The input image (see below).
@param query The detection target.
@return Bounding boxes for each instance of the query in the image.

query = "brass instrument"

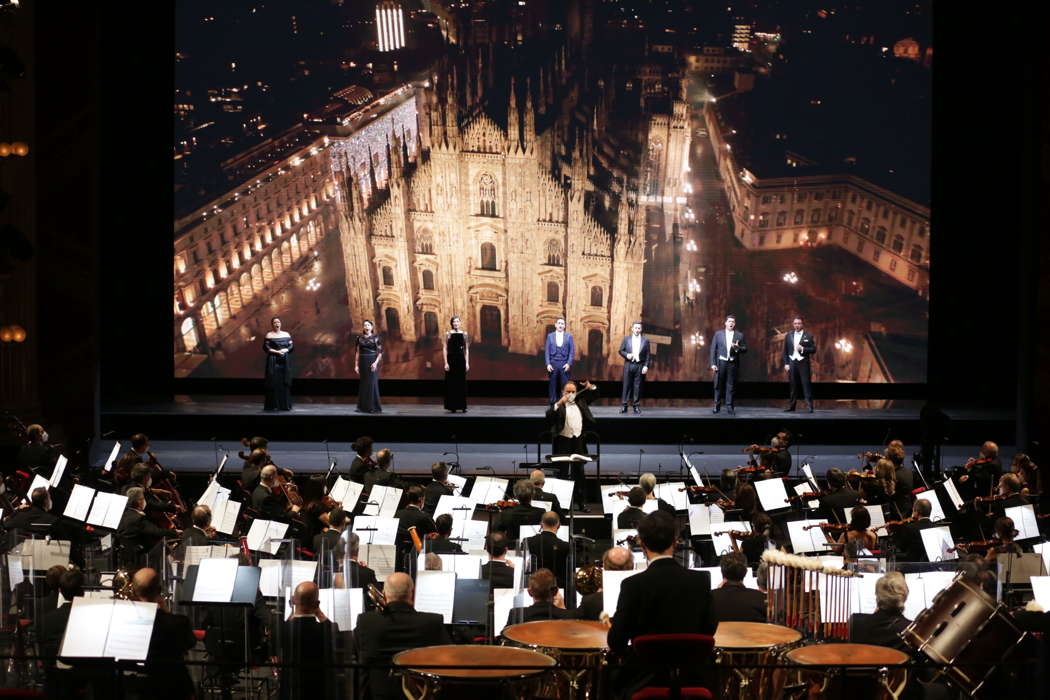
[574,563,603,596]
[112,569,134,600]
[367,583,386,611]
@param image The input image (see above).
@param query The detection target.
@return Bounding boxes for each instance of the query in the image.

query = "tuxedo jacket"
[709,329,747,366]
[710,583,767,624]
[618,335,652,367]
[849,609,911,653]
[545,384,599,434]
[525,530,570,587]
[782,330,816,365]
[356,602,450,700]
[544,332,575,367]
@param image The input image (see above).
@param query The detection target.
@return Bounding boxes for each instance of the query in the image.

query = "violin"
[714,498,736,509]
[846,469,877,479]
[947,539,1002,554]
[857,452,884,461]
[873,517,916,531]
[734,465,767,474]
[616,534,638,546]
[785,490,831,502]
[608,490,632,499]
[743,445,781,454]
[803,522,848,532]
[964,457,996,470]
[271,465,303,509]
[713,529,752,538]
[484,500,519,510]
[680,485,717,493]
[971,494,1008,504]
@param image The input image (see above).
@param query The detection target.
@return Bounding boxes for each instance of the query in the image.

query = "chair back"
[631,633,715,667]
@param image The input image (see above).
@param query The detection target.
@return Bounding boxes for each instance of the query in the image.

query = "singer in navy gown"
[443,316,470,412]
[263,317,293,411]
[355,320,383,413]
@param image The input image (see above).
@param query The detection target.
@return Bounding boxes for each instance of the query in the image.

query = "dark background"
[30,3,1043,446]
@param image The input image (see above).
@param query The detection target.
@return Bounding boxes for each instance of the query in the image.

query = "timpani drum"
[782,643,909,700]
[714,622,803,700]
[394,645,556,700]
[502,620,610,700]
[901,574,1027,695]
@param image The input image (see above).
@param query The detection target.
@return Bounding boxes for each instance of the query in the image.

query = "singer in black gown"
[355,320,383,413]
[443,316,470,412]
[263,317,293,411]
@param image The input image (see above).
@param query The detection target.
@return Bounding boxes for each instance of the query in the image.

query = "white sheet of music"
[533,500,552,512]
[786,519,830,554]
[197,479,220,507]
[28,473,50,497]
[328,477,364,509]
[863,505,887,530]
[468,476,509,505]
[913,489,946,523]
[655,482,689,511]
[433,495,475,522]
[543,477,575,507]
[7,554,23,591]
[1030,576,1050,609]
[802,463,817,489]
[711,521,750,556]
[194,558,240,602]
[437,554,483,578]
[17,539,71,570]
[850,573,881,614]
[689,464,705,488]
[414,570,456,623]
[215,496,241,535]
[353,515,398,546]
[105,600,159,660]
[216,454,228,476]
[1006,505,1040,540]
[690,566,758,590]
[903,571,955,621]
[449,518,488,551]
[246,519,289,554]
[942,478,965,510]
[64,484,95,521]
[493,588,526,634]
[183,546,212,568]
[50,455,68,488]
[104,441,121,472]
[446,474,467,496]
[60,598,157,661]
[687,504,713,536]
[318,587,364,631]
[600,485,633,516]
[86,492,126,529]
[1035,542,1050,575]
[919,526,956,562]
[363,485,403,518]
[361,543,396,582]
[518,525,569,543]
[755,478,791,512]
[506,555,525,590]
[792,483,821,510]
[602,569,641,618]
[259,559,317,598]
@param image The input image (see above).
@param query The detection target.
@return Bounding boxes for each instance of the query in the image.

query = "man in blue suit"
[544,318,574,405]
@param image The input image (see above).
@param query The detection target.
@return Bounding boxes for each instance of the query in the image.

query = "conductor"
[546,380,598,512]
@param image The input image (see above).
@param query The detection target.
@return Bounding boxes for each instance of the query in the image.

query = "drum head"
[394,644,556,680]
[502,620,609,651]
[715,622,803,650]
[786,643,909,667]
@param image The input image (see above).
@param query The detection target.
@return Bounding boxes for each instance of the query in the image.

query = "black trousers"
[621,362,644,405]
[713,359,738,408]
[553,434,587,504]
[787,359,813,406]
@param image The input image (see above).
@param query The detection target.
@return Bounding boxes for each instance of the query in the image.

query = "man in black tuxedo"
[710,552,767,624]
[182,505,213,548]
[576,547,633,621]
[849,572,911,653]
[818,469,861,523]
[495,480,545,541]
[480,533,516,588]
[133,567,196,698]
[16,423,59,472]
[782,316,816,412]
[338,532,379,600]
[894,499,939,562]
[252,465,300,520]
[428,514,465,554]
[524,511,570,588]
[423,461,455,516]
[617,487,647,529]
[509,568,574,626]
[529,469,564,516]
[959,441,1003,499]
[885,444,915,516]
[608,511,714,695]
[280,580,337,700]
[2,486,58,534]
[116,487,173,567]
[546,380,598,510]
[355,572,451,700]
[618,322,651,414]
[709,314,746,415]
[312,506,348,558]
[395,485,437,537]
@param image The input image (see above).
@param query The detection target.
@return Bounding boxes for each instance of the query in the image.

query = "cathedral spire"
[523,77,535,154]
[506,76,520,154]
[367,146,378,197]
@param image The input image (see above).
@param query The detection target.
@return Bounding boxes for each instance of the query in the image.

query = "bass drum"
[901,572,1026,695]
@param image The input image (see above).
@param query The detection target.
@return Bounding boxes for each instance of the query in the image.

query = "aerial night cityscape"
[173,0,931,385]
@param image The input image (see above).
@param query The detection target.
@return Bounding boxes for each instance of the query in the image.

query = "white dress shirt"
[719,330,735,362]
[789,330,804,362]
[631,335,641,361]
[555,330,565,347]
[560,401,583,438]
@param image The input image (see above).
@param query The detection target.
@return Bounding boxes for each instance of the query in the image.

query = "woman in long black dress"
[355,319,382,413]
[442,316,470,413]
[263,317,293,411]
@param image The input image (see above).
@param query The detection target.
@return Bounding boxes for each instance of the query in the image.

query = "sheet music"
[448,518,489,551]
[328,478,364,509]
[183,546,212,568]
[1006,505,1040,540]
[353,515,398,546]
[436,554,483,578]
[216,454,228,475]
[755,478,791,512]
[942,478,965,510]
[518,525,569,543]
[903,571,955,620]
[64,484,96,521]
[104,441,121,472]
[7,554,23,591]
[786,519,830,554]
[543,477,575,507]
[60,598,115,658]
[793,483,820,510]
[28,473,50,497]
[259,559,317,597]
[468,476,509,505]
[493,588,527,634]
[506,555,525,590]
[533,500,552,512]
[246,519,290,554]
[1030,576,1050,609]
[601,485,654,516]
[1035,542,1050,575]
[632,551,647,569]
[194,558,240,602]
[689,465,704,488]
[446,474,467,496]
[549,454,592,462]
[919,526,956,562]
[655,481,689,511]
[86,492,127,530]
[414,570,457,623]
[318,587,364,631]
[602,569,641,618]
[363,485,403,517]
[105,600,158,660]
[802,463,817,489]
[687,503,723,536]
[50,455,68,488]
[434,495,475,522]
[361,543,396,582]
[690,566,759,590]
[864,505,887,531]
[215,496,241,535]
[197,480,220,507]
[711,521,750,556]
[17,539,71,570]
[849,572,880,614]
[913,489,946,523]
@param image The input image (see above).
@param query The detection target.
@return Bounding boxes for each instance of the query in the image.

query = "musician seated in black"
[395,485,437,537]
[280,580,337,700]
[819,468,860,523]
[252,465,300,520]
[355,572,451,700]
[494,480,545,542]
[313,506,348,558]
[481,532,516,588]
[241,447,269,494]
[428,514,465,554]
[710,552,766,624]
[333,532,379,599]
[893,498,938,562]
[885,443,915,514]
[770,433,793,476]
[133,567,196,698]
[16,423,59,473]
[638,472,676,514]
[997,473,1030,508]
[364,449,402,492]
[529,469,564,516]
[576,547,633,621]
[617,487,647,529]
[740,513,774,566]
[958,440,1003,498]
[121,463,178,519]
[348,436,376,484]
[848,571,911,653]
[423,461,455,515]
[508,568,573,627]
[116,487,174,565]
[2,486,58,534]
[525,511,570,588]
[979,517,1028,565]
[176,505,213,564]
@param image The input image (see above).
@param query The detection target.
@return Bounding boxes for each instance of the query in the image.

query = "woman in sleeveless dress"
[263,317,293,411]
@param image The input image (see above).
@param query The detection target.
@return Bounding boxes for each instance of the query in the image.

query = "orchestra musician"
[576,547,633,621]
[2,486,58,534]
[38,568,83,692]
[180,505,214,549]
[348,436,376,484]
[508,568,573,626]
[481,533,515,589]
[252,465,301,520]
[885,443,915,514]
[997,473,1030,508]
[363,449,400,491]
[333,532,379,596]
[710,551,767,624]
[835,506,878,555]
[617,487,647,529]
[121,463,180,522]
[494,480,544,540]
[958,441,1003,498]
[16,423,59,472]
[428,514,465,554]
[639,472,676,515]
[981,517,1026,563]
[313,506,347,557]
[819,469,860,523]
[132,567,196,698]
[114,433,173,486]
[860,459,896,507]
[529,469,565,516]
[281,581,336,700]
[1010,453,1040,495]
[395,485,437,538]
[423,461,455,516]
[893,499,937,562]
[117,487,176,567]
[741,513,775,565]
[848,572,911,653]
[241,447,270,493]
[524,511,570,588]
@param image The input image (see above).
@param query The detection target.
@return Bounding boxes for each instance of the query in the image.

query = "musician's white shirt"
[790,330,804,362]
[719,330,735,362]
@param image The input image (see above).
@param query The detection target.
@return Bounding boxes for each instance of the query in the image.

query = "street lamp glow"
[835,338,853,353]
[782,272,799,284]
